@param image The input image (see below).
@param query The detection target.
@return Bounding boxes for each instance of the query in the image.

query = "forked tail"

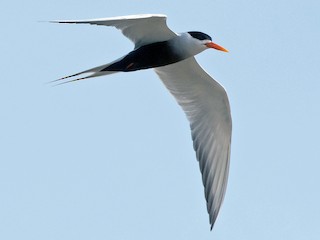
[50,57,124,86]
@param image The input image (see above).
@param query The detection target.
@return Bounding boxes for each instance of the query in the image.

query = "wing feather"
[52,14,177,48]
[155,57,232,229]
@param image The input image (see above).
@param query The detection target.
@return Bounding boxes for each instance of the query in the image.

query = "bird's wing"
[155,57,232,229]
[52,14,177,48]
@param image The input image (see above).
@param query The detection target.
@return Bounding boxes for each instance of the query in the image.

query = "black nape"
[188,31,212,41]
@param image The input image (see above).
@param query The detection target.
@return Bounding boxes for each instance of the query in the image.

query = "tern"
[52,14,232,230]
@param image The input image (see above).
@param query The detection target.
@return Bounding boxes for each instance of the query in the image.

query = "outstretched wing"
[155,57,232,229]
[51,14,177,48]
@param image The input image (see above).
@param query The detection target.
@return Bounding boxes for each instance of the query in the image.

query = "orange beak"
[205,41,229,52]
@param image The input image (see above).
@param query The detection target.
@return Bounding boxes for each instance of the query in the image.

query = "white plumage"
[53,14,232,230]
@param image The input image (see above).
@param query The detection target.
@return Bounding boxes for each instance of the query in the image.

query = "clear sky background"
[1,1,320,239]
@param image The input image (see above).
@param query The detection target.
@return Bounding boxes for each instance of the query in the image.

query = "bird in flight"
[52,14,232,230]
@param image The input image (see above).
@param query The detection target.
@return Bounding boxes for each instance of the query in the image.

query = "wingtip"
[37,20,66,24]
[49,20,78,24]
[48,20,61,24]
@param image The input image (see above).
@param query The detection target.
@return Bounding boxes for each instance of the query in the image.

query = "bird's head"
[188,31,228,53]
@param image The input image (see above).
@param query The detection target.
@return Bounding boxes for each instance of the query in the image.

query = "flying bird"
[52,14,232,230]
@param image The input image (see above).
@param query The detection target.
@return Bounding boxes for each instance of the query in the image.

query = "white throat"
[169,32,208,59]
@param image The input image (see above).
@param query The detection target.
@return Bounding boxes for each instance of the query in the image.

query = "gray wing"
[155,57,232,229]
[52,14,177,48]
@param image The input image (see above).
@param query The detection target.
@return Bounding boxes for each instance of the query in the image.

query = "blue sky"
[1,0,320,239]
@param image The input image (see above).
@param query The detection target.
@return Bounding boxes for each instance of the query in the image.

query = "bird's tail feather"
[50,59,122,86]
